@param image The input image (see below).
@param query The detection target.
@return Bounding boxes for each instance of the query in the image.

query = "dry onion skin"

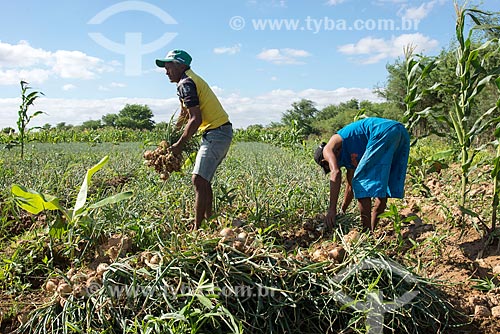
[143,141,184,180]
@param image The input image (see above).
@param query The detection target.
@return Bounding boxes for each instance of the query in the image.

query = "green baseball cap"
[155,49,192,67]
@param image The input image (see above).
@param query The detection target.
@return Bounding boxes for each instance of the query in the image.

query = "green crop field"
[2,139,492,334]
[1,1,500,333]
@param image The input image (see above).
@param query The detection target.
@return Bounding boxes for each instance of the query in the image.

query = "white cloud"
[325,0,346,6]
[62,84,76,91]
[98,82,126,91]
[213,44,242,55]
[0,97,179,129]
[0,41,113,85]
[338,33,439,64]
[220,87,383,127]
[257,48,311,65]
[0,88,383,129]
[375,0,407,4]
[210,86,225,95]
[0,68,51,85]
[110,82,126,88]
[51,50,105,79]
[401,0,444,20]
[247,0,287,8]
[0,40,51,68]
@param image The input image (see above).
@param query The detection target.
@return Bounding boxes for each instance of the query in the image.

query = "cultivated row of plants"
[0,139,469,333]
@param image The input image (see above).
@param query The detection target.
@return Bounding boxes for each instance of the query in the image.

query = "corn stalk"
[492,140,499,232]
[451,3,500,208]
[402,46,440,145]
[16,81,44,159]
[491,88,500,232]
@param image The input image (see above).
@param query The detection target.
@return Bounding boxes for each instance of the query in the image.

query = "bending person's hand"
[325,209,336,231]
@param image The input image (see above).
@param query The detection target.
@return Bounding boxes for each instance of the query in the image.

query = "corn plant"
[233,121,305,149]
[402,46,440,145]
[492,106,500,233]
[15,81,44,159]
[10,156,133,257]
[447,3,500,208]
[378,203,420,249]
[11,156,132,224]
[404,3,500,224]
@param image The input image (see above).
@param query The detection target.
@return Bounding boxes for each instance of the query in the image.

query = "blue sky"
[0,0,496,129]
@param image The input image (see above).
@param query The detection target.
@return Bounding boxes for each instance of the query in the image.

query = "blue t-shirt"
[337,117,400,169]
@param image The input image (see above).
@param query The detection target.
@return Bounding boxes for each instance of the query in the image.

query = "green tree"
[155,121,169,130]
[56,122,73,131]
[312,99,402,137]
[313,100,361,135]
[281,99,319,136]
[2,127,15,134]
[115,104,155,130]
[315,104,339,121]
[102,113,118,127]
[81,119,102,130]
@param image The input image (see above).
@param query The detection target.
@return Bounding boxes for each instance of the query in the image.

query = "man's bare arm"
[175,106,189,130]
[323,134,343,228]
[341,168,354,213]
[171,105,202,155]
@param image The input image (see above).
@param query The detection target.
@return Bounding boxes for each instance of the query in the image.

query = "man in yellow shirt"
[156,49,233,230]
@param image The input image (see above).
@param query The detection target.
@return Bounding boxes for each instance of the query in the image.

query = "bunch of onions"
[143,141,184,180]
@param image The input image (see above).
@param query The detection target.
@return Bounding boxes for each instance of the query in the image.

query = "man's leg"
[205,182,213,220]
[371,197,387,231]
[192,174,212,230]
[358,197,372,232]
[357,197,387,232]
[191,125,232,230]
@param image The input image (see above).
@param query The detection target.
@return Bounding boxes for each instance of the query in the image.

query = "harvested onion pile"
[143,141,183,180]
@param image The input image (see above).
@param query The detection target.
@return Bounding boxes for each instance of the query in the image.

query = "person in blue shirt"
[314,117,410,232]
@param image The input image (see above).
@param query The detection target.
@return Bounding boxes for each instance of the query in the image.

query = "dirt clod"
[475,305,492,318]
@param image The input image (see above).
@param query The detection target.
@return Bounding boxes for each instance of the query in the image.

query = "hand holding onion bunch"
[143,140,184,181]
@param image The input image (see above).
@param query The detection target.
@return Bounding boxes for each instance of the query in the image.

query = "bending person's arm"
[340,168,354,214]
[323,134,343,229]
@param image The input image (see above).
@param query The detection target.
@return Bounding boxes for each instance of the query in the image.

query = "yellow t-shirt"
[177,69,229,132]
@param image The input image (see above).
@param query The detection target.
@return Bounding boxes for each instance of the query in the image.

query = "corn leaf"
[73,156,109,217]
[87,191,134,210]
[11,184,62,214]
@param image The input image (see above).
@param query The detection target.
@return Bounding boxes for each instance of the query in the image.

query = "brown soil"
[271,164,500,334]
[377,167,500,334]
